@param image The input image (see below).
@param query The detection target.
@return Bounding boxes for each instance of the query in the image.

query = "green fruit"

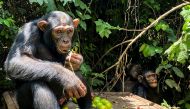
[72,97,77,104]
[93,97,101,105]
[93,96,101,101]
[100,99,109,104]
[100,98,112,109]
[96,102,104,108]
[62,105,69,109]
[92,103,96,108]
[104,102,112,109]
[98,105,107,109]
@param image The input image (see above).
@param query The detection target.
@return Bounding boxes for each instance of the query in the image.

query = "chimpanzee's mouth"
[57,48,69,54]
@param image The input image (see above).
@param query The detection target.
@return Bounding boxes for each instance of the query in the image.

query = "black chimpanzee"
[4,11,92,109]
[132,70,161,103]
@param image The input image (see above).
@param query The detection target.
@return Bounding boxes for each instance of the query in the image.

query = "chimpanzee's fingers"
[65,57,81,65]
[77,85,87,97]
[77,81,87,97]
[72,88,80,99]
[65,53,83,64]
[66,89,73,98]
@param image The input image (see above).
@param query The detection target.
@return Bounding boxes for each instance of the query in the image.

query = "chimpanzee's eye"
[55,29,63,34]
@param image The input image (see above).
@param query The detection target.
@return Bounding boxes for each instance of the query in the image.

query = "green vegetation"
[1,0,190,108]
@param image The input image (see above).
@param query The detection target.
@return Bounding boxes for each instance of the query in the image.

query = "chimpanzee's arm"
[5,55,79,87]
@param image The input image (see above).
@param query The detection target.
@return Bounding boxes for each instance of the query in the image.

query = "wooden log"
[2,91,19,109]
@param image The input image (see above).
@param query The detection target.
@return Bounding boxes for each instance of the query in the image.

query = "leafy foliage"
[165,5,190,64]
[1,0,190,107]
[95,19,123,38]
[139,43,163,57]
[80,63,104,87]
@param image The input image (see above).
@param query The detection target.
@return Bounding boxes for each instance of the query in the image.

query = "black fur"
[4,11,92,109]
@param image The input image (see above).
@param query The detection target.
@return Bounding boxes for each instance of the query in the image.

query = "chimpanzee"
[132,70,161,103]
[4,11,92,109]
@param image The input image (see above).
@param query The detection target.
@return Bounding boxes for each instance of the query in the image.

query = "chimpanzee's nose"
[63,40,69,44]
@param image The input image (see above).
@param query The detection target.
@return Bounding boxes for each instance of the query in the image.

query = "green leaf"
[178,100,185,105]
[29,0,47,5]
[156,65,164,74]
[3,20,10,27]
[36,0,44,5]
[139,43,146,52]
[185,103,190,109]
[76,10,84,20]
[46,0,56,11]
[177,50,188,64]
[155,46,163,53]
[139,43,163,57]
[91,78,104,87]
[67,11,75,18]
[165,79,176,88]
[0,1,3,8]
[165,38,181,61]
[165,79,181,92]
[74,0,91,13]
[180,9,190,20]
[164,64,172,69]
[177,43,188,64]
[166,28,176,42]
[188,65,190,70]
[83,14,91,20]
[182,21,190,32]
[95,19,114,38]
[80,63,92,76]
[172,67,184,78]
[0,18,4,24]
[29,0,37,4]
[79,20,86,30]
[100,29,111,38]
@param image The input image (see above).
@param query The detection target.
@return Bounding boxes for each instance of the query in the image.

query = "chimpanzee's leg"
[75,71,92,109]
[32,82,60,109]
[16,81,60,109]
[16,82,34,109]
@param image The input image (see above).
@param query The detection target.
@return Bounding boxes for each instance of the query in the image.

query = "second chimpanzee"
[4,11,92,109]
[132,70,161,103]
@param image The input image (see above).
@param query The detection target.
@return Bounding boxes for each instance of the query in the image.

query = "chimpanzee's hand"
[65,81,87,99]
[64,73,87,99]
[52,63,87,99]
[65,52,83,71]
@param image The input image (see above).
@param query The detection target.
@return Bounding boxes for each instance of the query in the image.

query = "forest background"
[0,0,190,108]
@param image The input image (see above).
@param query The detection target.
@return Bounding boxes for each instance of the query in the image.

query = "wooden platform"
[2,91,19,109]
[96,92,163,109]
[2,91,163,109]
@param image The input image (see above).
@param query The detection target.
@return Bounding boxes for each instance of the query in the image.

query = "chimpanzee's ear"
[73,19,80,28]
[37,20,48,31]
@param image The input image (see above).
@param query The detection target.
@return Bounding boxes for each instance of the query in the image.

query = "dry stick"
[100,2,190,92]
[94,39,133,67]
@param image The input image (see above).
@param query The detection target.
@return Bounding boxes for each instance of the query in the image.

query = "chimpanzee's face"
[51,23,74,54]
[37,11,79,54]
[144,71,157,88]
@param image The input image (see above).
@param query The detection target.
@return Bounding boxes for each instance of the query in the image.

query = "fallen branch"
[94,39,132,67]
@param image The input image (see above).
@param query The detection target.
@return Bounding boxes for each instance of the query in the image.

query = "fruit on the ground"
[92,96,113,109]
